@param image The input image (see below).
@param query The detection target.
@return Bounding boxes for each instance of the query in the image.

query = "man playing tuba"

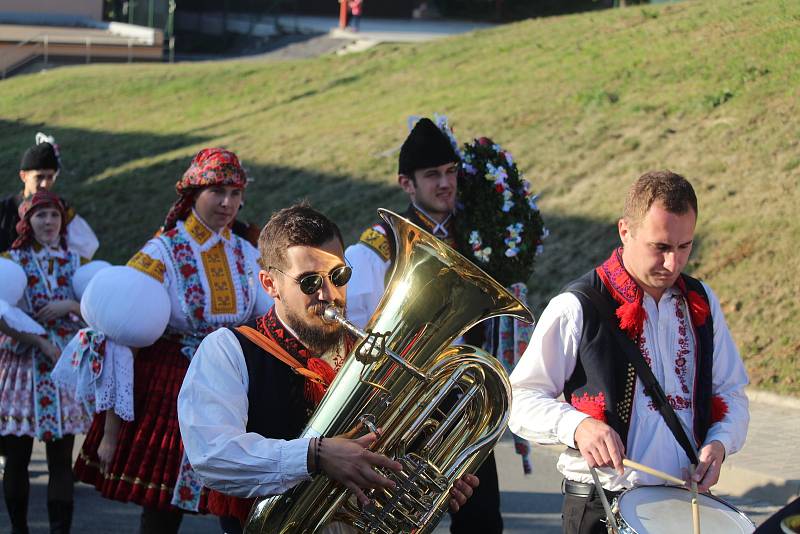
[177,204,478,534]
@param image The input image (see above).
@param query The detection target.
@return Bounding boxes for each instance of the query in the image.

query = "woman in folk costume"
[0,190,92,534]
[73,148,273,533]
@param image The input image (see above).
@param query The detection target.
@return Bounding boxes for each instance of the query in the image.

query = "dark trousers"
[561,486,620,534]
[219,515,243,534]
[3,434,75,534]
[449,451,502,534]
[140,506,183,534]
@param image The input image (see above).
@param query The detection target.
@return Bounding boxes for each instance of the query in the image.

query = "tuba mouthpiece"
[321,305,341,324]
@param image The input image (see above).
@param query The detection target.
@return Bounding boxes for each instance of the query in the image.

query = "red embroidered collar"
[595,247,710,340]
[256,307,348,406]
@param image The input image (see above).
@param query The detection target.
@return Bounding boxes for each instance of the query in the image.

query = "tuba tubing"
[244,209,533,533]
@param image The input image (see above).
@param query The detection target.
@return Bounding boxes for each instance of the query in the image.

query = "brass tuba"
[245,209,533,533]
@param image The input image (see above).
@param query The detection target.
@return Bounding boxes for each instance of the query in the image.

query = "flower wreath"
[454,136,547,287]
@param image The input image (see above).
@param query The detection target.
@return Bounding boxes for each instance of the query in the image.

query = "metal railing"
[1,32,165,79]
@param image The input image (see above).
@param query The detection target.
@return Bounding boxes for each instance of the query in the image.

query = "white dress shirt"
[509,283,749,492]
[65,213,99,260]
[344,241,390,330]
[178,327,312,498]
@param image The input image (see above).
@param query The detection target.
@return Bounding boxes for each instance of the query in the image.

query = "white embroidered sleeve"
[178,328,312,498]
[509,292,588,448]
[126,239,170,288]
[700,283,750,456]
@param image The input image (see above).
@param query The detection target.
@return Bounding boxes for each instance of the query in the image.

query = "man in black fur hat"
[0,137,98,257]
[344,117,504,534]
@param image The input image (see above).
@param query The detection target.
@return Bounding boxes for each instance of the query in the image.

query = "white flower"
[504,151,514,166]
[469,230,482,246]
[536,244,544,256]
[505,248,519,258]
[485,163,508,183]
[474,247,492,263]
[502,200,514,212]
[492,143,502,153]
[463,163,477,175]
[433,113,460,154]
[541,227,550,239]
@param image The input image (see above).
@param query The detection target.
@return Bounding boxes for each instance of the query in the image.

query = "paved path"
[1,391,796,532]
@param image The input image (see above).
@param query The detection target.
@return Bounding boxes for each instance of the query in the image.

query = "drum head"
[617,486,754,534]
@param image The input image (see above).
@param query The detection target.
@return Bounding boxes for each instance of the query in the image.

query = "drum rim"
[615,485,755,533]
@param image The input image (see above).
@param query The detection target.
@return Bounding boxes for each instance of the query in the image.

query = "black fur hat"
[398,118,459,176]
[20,142,59,171]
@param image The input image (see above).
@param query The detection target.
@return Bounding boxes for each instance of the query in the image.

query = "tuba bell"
[245,208,534,533]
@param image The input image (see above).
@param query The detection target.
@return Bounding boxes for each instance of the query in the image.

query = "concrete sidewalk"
[714,389,800,505]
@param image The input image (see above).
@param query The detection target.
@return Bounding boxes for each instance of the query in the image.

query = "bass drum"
[615,485,755,533]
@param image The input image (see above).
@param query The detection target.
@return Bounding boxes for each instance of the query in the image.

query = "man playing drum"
[508,171,749,534]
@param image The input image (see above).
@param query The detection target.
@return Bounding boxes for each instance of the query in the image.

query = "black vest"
[230,322,316,439]
[564,270,715,448]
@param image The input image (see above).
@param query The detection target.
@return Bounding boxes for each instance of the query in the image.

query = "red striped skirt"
[74,337,208,512]
[208,491,255,525]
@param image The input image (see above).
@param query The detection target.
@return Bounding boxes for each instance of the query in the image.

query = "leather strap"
[567,283,700,466]
[235,325,326,385]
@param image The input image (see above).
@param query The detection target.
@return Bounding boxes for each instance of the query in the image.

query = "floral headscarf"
[162,148,248,231]
[12,190,67,250]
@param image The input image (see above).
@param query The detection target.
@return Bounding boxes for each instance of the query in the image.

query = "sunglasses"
[270,264,352,295]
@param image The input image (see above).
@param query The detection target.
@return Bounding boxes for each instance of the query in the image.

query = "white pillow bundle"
[53,266,171,421]
[0,257,45,335]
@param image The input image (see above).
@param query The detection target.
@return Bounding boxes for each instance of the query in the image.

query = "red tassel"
[304,358,336,406]
[687,290,710,327]
[571,392,607,423]
[711,395,728,424]
[616,300,646,339]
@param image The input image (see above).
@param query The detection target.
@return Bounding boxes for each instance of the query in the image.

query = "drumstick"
[689,464,701,534]
[622,459,685,486]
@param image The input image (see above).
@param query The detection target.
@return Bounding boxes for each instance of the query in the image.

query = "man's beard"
[283,301,344,354]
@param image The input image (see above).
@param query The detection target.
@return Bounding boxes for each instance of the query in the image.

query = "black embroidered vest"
[564,270,715,448]
[230,321,316,440]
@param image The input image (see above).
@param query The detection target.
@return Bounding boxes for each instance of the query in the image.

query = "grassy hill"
[1,0,798,394]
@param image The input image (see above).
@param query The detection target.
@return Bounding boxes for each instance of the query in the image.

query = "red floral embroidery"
[56,275,68,287]
[711,395,728,423]
[650,394,692,412]
[39,396,53,408]
[28,275,39,286]
[571,392,607,422]
[38,362,50,374]
[193,307,204,320]
[179,486,194,502]
[180,263,197,278]
[42,431,53,441]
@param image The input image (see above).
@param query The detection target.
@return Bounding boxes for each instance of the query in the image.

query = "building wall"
[0,0,103,21]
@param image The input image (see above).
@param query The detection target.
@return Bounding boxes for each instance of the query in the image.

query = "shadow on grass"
[0,119,642,307]
[0,119,408,263]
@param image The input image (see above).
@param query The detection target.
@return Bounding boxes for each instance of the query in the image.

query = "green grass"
[1,0,799,394]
